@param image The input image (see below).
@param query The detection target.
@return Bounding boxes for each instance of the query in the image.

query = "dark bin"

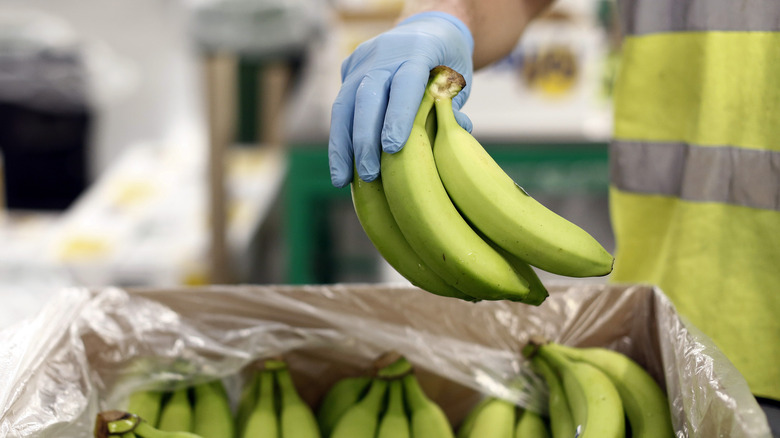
[0,47,93,211]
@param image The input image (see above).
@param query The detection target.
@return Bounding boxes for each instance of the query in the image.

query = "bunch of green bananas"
[98,377,234,438]
[234,359,321,438]
[316,355,454,438]
[351,65,614,305]
[98,358,321,438]
[457,397,550,438]
[518,341,675,438]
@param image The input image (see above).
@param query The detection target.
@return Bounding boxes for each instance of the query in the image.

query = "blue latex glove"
[328,11,475,188]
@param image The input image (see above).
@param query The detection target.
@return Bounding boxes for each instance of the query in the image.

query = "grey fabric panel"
[610,140,780,211]
[619,0,780,35]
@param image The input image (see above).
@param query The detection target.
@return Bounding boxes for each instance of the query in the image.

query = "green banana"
[424,99,438,144]
[351,92,475,302]
[316,376,372,437]
[276,367,321,438]
[456,397,493,438]
[330,378,388,438]
[530,355,575,438]
[537,346,625,438]
[402,373,454,438]
[157,387,193,433]
[546,343,674,438]
[430,65,613,278]
[376,380,411,438]
[236,370,261,437]
[350,167,475,301]
[126,389,164,427]
[191,380,234,438]
[380,66,531,302]
[514,409,550,438]
[499,250,549,306]
[478,228,549,306]
[242,370,278,438]
[463,397,515,438]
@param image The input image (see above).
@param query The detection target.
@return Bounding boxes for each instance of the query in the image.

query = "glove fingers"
[381,61,431,154]
[328,82,359,188]
[352,70,392,183]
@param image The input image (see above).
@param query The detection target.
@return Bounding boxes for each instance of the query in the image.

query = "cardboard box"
[0,283,772,437]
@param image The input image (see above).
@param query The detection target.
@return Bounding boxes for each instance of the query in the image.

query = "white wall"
[0,0,207,180]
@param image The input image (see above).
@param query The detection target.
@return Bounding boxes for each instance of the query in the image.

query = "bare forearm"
[400,0,554,69]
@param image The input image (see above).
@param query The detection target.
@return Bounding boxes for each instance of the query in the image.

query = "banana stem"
[415,66,465,129]
[427,66,465,139]
[375,354,413,379]
[427,65,466,101]
[95,411,139,438]
[414,92,436,127]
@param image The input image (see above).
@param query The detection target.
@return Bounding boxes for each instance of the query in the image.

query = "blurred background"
[0,0,620,327]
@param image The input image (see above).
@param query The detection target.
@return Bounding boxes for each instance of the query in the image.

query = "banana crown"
[95,411,202,438]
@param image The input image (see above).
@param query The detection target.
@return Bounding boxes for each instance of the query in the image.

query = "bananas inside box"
[0,284,771,437]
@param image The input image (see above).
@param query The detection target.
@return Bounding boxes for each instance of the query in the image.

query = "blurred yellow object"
[522,45,579,98]
[183,270,210,286]
[111,181,156,209]
[57,236,112,261]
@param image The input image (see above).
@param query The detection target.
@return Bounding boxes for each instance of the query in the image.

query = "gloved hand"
[328,11,475,188]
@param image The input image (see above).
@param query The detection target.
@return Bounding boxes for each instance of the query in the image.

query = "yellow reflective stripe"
[609,186,780,400]
[619,0,780,35]
[613,32,780,152]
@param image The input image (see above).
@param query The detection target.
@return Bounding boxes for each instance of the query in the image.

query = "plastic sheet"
[0,283,772,437]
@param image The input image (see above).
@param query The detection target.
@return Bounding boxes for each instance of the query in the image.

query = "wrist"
[397,11,475,55]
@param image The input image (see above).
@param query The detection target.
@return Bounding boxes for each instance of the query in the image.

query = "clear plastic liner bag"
[0,283,772,437]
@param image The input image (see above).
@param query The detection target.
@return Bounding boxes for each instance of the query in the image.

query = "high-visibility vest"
[609,0,780,400]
